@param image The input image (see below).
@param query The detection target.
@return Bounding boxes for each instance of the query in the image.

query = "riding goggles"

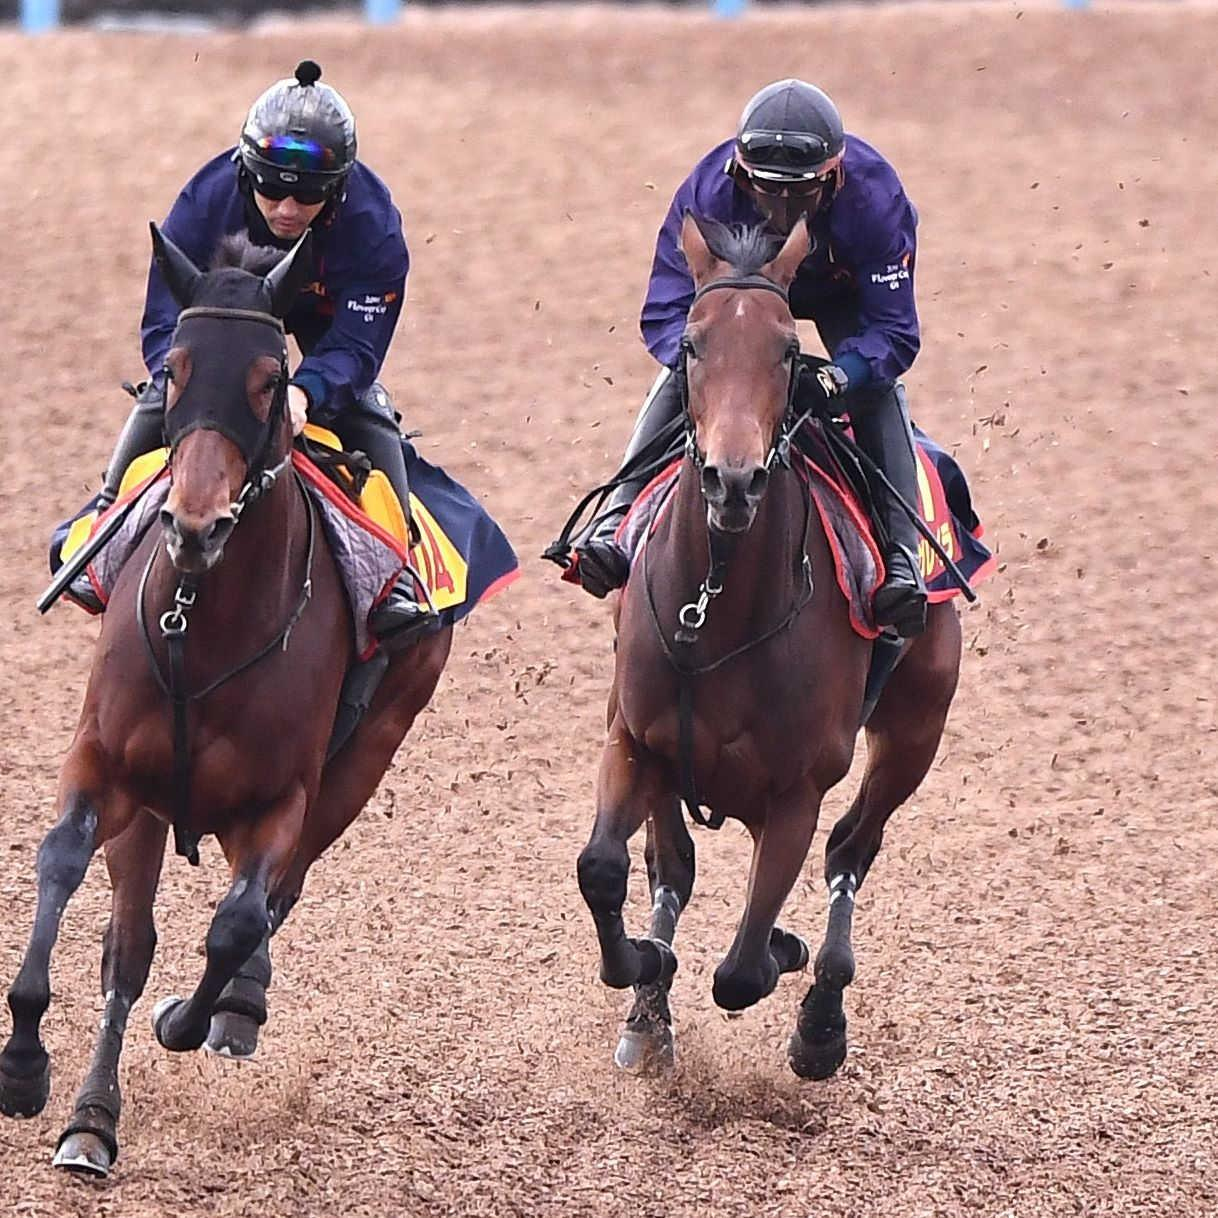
[252,179,333,206]
[736,128,838,174]
[253,133,340,173]
[733,162,829,198]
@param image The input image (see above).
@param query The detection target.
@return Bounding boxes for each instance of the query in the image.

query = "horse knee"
[36,804,97,892]
[577,841,628,915]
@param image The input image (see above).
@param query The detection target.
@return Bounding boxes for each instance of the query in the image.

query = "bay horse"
[0,226,452,1175]
[576,213,963,1077]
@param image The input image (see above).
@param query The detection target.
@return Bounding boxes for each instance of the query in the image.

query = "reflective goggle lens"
[255,133,337,172]
[737,129,831,171]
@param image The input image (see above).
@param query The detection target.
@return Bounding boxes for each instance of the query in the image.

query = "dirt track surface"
[1,4,1216,1215]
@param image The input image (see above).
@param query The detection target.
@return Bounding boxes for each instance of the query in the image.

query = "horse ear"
[265,230,314,318]
[149,222,202,307]
[678,211,717,283]
[762,217,812,288]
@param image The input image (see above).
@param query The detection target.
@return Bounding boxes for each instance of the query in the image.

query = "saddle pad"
[615,428,995,640]
[51,448,519,656]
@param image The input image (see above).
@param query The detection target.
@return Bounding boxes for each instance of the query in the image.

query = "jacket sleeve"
[140,181,215,380]
[639,173,702,368]
[833,198,920,387]
[291,227,408,425]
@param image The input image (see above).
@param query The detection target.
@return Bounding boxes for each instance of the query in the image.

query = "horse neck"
[658,458,808,637]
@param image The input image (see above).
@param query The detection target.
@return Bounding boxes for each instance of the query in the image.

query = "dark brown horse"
[0,227,452,1175]
[577,213,962,1077]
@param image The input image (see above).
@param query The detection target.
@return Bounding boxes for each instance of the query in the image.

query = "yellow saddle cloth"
[60,425,471,615]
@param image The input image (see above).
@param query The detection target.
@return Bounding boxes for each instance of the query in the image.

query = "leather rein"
[138,305,316,864]
[644,275,819,831]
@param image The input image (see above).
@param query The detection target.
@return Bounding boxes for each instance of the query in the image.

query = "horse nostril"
[701,465,726,504]
[159,507,181,537]
[746,467,770,500]
[205,516,235,550]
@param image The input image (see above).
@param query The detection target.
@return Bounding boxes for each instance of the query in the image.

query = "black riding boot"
[574,368,683,598]
[100,380,166,505]
[337,384,437,645]
[69,381,166,612]
[849,383,928,637]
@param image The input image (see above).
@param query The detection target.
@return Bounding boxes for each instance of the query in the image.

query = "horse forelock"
[698,218,783,279]
[211,233,286,276]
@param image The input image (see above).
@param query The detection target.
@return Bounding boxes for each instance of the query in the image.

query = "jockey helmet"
[238,61,357,204]
[731,79,845,233]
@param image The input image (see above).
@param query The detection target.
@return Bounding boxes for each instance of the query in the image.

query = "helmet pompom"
[295,60,322,87]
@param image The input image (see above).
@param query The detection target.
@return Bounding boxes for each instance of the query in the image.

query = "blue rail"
[22,0,60,33]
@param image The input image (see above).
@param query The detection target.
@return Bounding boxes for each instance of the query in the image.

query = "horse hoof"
[712,955,779,1011]
[770,927,810,975]
[152,995,187,1050]
[53,1132,113,1178]
[614,1021,675,1075]
[205,1012,260,1061]
[0,1056,51,1119]
[787,1029,848,1081]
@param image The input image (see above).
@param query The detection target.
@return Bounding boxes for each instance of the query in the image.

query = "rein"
[141,302,309,864]
[649,273,818,831]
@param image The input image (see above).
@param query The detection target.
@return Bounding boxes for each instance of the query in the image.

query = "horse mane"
[211,233,286,277]
[696,217,783,277]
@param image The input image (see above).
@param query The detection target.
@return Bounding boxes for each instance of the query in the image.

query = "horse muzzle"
[160,507,236,575]
[701,463,769,534]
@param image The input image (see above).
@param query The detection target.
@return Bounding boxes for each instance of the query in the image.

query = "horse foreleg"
[615,795,693,1074]
[199,632,452,1061]
[153,787,305,1054]
[791,603,962,1081]
[0,753,124,1121]
[53,810,167,1177]
[577,722,677,995]
[712,790,818,1013]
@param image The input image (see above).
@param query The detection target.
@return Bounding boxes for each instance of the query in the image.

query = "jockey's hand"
[575,538,630,599]
[814,363,850,400]
[287,385,310,436]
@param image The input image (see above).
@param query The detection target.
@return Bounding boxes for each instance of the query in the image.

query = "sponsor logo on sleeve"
[346,293,393,323]
[870,252,912,292]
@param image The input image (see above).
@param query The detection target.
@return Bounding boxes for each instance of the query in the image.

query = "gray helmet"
[734,79,844,180]
[238,60,356,202]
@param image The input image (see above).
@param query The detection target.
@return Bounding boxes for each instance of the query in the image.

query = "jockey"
[70,59,434,643]
[575,79,929,637]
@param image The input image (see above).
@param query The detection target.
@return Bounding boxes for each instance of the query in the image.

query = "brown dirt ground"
[1,4,1217,1216]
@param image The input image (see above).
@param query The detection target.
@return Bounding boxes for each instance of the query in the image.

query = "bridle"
[646,273,819,830]
[674,275,805,479]
[141,303,316,865]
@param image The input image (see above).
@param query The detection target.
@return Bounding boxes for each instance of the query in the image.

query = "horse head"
[677,211,810,536]
[150,223,313,575]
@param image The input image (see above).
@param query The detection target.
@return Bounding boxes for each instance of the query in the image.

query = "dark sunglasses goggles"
[252,179,334,206]
[733,163,829,198]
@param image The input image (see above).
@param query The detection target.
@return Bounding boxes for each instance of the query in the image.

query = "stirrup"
[68,570,105,614]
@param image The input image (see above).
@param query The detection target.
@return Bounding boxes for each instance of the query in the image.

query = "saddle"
[607,418,995,641]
